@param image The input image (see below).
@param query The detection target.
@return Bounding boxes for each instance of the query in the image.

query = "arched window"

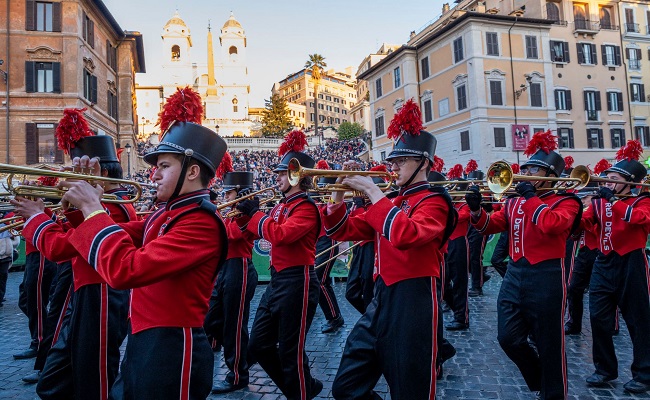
[229,46,238,55]
[232,97,238,113]
[599,7,612,29]
[171,45,180,60]
[546,2,560,22]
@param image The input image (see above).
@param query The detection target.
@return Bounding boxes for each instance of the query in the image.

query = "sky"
[103,0,447,108]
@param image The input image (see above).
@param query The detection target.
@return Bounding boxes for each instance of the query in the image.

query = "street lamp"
[125,143,132,179]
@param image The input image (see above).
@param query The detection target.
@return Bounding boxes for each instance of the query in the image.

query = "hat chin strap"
[401,158,427,189]
[170,155,190,201]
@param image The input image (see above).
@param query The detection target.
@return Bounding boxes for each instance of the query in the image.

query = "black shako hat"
[143,121,227,175]
[70,135,119,162]
[605,140,646,183]
[467,170,484,180]
[223,171,254,191]
[274,130,315,172]
[275,151,315,172]
[520,130,564,177]
[428,171,446,184]
[385,99,436,163]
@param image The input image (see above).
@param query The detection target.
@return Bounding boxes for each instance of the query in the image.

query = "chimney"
[442,3,451,13]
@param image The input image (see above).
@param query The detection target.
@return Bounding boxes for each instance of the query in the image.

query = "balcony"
[586,110,599,121]
[599,22,618,31]
[573,19,600,34]
[625,23,640,33]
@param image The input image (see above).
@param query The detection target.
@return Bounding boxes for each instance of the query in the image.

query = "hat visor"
[142,147,184,167]
[520,160,559,177]
[273,164,289,173]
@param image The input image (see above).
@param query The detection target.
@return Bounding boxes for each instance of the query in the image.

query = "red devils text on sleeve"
[582,195,650,255]
[472,192,580,264]
[68,190,226,333]
[322,182,450,285]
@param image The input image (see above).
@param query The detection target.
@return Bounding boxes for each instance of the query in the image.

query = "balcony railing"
[587,110,599,121]
[573,19,600,33]
[599,22,618,31]
[629,59,642,70]
[625,23,640,33]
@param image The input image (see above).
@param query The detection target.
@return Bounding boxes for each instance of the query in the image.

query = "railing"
[599,23,618,31]
[587,110,599,121]
[625,23,640,33]
[573,20,600,32]
[629,59,641,70]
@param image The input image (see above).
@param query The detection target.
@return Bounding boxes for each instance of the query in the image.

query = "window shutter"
[25,123,38,164]
[569,129,574,148]
[601,45,607,65]
[113,93,118,118]
[53,123,64,163]
[645,127,650,144]
[106,40,111,69]
[610,129,616,148]
[577,43,585,64]
[595,91,601,110]
[566,90,572,110]
[82,12,87,41]
[626,48,631,59]
[91,75,98,104]
[636,49,642,61]
[52,2,62,32]
[25,61,35,92]
[615,46,621,65]
[89,19,95,48]
[591,44,598,65]
[583,91,589,110]
[641,84,646,102]
[598,129,604,148]
[25,0,35,31]
[52,62,61,93]
[617,93,624,111]
[554,89,560,109]
[563,42,570,62]
[607,92,612,111]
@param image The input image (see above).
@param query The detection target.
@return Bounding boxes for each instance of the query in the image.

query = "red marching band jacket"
[450,203,470,240]
[472,192,581,265]
[581,195,650,256]
[23,190,137,291]
[236,191,320,272]
[224,217,256,259]
[322,182,455,286]
[62,190,225,334]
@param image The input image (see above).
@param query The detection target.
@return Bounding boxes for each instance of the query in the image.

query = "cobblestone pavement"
[2,269,649,399]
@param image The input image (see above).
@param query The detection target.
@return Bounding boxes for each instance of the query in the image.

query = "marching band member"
[466,165,491,297]
[581,141,650,393]
[466,130,581,400]
[323,100,456,399]
[205,155,259,394]
[12,110,137,399]
[235,130,323,399]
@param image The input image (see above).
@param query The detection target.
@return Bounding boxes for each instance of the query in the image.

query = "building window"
[550,41,570,63]
[489,81,503,106]
[318,104,324,110]
[625,8,638,32]
[584,90,601,120]
[486,32,499,56]
[530,83,543,107]
[627,48,642,70]
[558,128,575,149]
[83,69,98,103]
[546,2,561,23]
[525,36,538,59]
[457,84,467,110]
[107,91,117,119]
[326,105,333,111]
[453,37,464,63]
[326,95,332,101]
[587,128,604,149]
[380,151,386,161]
[334,107,340,113]
[82,12,94,48]
[554,89,572,110]
[607,91,623,112]
[602,45,621,66]
[421,57,430,80]
[310,113,314,122]
[394,67,401,89]
[611,129,625,148]
[438,98,450,117]
[171,45,180,60]
[26,1,61,32]
[232,98,239,113]
[460,130,470,151]
[574,3,589,29]
[630,83,646,102]
[375,78,382,98]
[375,115,385,137]
[25,61,61,93]
[229,46,238,55]
[599,6,614,30]
[494,127,506,147]
[106,40,118,71]
[635,126,650,146]
[25,123,64,165]
[577,43,597,65]
[423,99,433,122]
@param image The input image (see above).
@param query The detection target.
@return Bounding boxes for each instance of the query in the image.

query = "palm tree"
[305,54,327,147]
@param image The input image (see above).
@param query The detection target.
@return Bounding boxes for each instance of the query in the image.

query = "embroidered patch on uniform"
[273,207,282,221]
[400,200,411,214]
[158,223,168,237]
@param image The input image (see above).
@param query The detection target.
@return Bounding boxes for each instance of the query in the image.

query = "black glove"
[464,185,482,212]
[515,181,537,200]
[235,197,260,217]
[598,187,617,203]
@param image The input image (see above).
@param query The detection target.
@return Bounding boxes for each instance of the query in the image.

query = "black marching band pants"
[248,265,320,400]
[589,249,650,384]
[444,236,470,325]
[468,226,487,290]
[565,246,598,332]
[315,236,342,321]
[497,257,567,400]
[333,276,438,399]
[490,232,509,278]
[22,252,57,351]
[204,257,258,385]
[345,241,374,314]
[36,283,129,400]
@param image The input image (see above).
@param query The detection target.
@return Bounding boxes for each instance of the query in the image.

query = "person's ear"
[186,164,201,181]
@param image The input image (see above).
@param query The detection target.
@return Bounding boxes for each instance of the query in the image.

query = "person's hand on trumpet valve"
[9,196,45,220]
[339,175,384,205]
[58,180,104,217]
[235,196,260,217]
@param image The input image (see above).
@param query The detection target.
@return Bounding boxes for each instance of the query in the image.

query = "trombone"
[288,158,396,192]
[570,165,650,192]
[315,241,361,270]
[217,187,279,218]
[486,161,583,200]
[0,163,142,204]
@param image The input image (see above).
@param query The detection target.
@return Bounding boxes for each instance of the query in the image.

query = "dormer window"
[171,45,180,60]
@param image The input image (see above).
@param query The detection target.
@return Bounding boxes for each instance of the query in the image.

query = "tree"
[337,121,364,140]
[304,54,327,145]
[261,93,292,137]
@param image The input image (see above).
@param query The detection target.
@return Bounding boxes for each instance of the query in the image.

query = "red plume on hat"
[215,152,233,179]
[387,99,424,141]
[593,159,611,175]
[316,160,331,170]
[524,130,557,157]
[157,86,204,134]
[278,129,308,157]
[433,155,444,173]
[447,164,463,179]
[615,139,643,161]
[148,167,157,181]
[37,176,59,187]
[563,156,574,170]
[464,159,478,175]
[116,147,125,162]
[370,164,388,181]
[511,163,520,174]
[55,108,92,154]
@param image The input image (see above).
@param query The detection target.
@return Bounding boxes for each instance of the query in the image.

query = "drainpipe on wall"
[5,0,10,163]
[508,16,520,164]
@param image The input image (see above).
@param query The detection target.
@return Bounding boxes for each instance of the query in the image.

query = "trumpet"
[570,165,650,192]
[217,188,279,218]
[288,158,396,192]
[486,161,584,200]
[0,163,142,204]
